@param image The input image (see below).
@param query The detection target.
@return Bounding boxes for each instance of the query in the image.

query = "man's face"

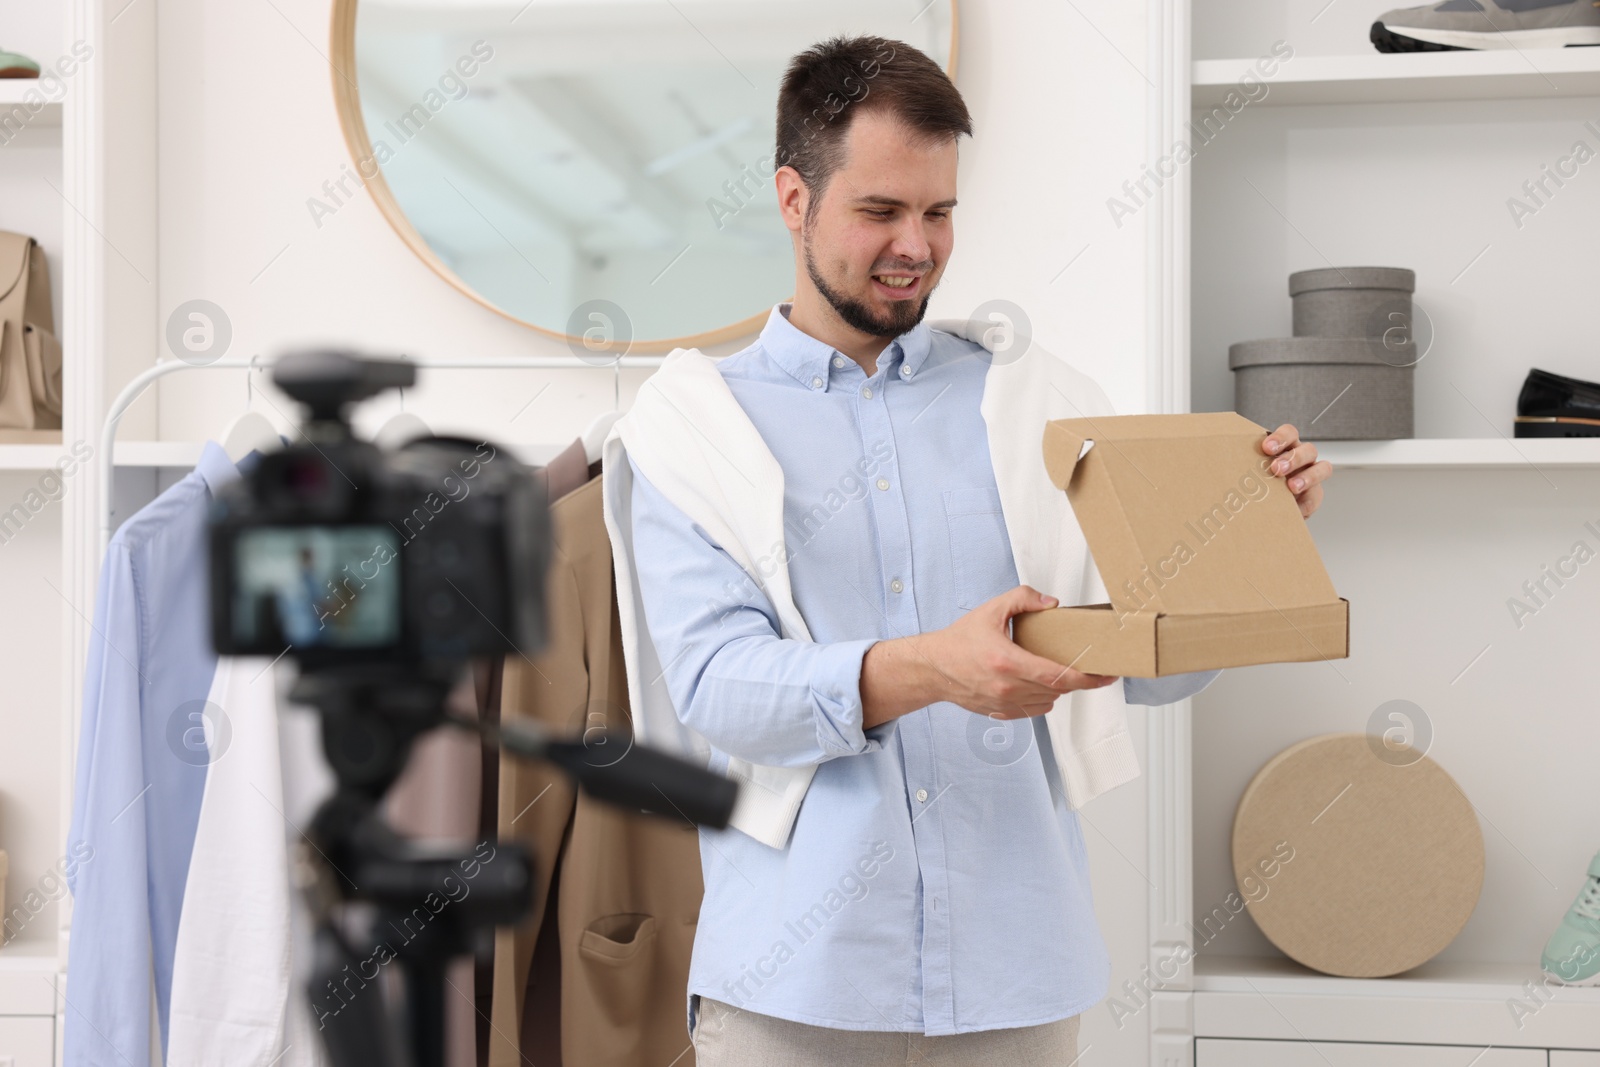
[792,110,957,339]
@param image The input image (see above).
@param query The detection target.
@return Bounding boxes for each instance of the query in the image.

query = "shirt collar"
[196,439,241,497]
[761,302,933,391]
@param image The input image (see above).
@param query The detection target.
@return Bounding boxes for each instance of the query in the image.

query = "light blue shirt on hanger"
[626,302,1220,1037]
[65,442,238,1067]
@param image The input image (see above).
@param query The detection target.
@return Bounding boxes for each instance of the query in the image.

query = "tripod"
[289,662,737,1067]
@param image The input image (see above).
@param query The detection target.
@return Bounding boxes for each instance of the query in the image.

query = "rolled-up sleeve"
[628,455,883,768]
[1124,669,1222,706]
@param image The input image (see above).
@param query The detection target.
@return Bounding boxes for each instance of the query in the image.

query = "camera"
[200,348,734,1067]
[207,349,550,669]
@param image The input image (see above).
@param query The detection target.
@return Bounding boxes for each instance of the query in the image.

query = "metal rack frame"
[98,353,665,552]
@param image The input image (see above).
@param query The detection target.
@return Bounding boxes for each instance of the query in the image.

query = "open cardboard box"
[1011,412,1349,677]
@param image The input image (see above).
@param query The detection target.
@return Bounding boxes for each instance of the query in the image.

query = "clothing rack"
[99,353,666,553]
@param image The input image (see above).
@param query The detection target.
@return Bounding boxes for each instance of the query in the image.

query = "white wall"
[117,0,1160,1061]
[144,0,1157,434]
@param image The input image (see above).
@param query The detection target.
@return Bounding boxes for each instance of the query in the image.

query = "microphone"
[458,713,738,829]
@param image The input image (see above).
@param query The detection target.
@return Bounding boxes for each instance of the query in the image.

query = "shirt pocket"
[943,486,1013,611]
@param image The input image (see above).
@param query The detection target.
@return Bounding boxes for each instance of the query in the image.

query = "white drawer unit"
[0,1016,53,1067]
[1552,1054,1600,1067]
[1197,1039,1548,1067]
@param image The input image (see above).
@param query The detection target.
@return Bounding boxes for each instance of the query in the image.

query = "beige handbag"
[0,230,63,431]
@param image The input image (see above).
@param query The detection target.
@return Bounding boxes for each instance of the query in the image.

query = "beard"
[802,229,934,340]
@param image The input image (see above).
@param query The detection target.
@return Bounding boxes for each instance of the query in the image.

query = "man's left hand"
[1261,423,1331,519]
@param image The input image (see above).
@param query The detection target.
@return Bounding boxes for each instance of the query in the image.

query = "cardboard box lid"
[1042,412,1339,615]
[1231,734,1482,977]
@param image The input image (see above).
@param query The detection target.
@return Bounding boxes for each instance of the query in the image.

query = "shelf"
[1194,49,1600,108]
[111,440,578,468]
[1196,953,1600,1001]
[1316,437,1600,469]
[0,942,59,1016]
[0,78,63,127]
[1194,955,1600,1049]
[89,438,1600,472]
[0,445,69,471]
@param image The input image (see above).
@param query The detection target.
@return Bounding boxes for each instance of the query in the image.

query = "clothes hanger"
[579,361,622,465]
[220,355,283,463]
[374,369,431,448]
[580,410,620,465]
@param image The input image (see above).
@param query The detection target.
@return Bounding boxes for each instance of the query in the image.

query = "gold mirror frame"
[328,1,959,354]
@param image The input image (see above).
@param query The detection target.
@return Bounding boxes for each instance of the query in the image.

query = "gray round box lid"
[1229,335,1418,369]
[1289,266,1415,296]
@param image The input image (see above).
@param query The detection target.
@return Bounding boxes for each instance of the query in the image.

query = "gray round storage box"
[1229,337,1415,440]
[1290,266,1415,340]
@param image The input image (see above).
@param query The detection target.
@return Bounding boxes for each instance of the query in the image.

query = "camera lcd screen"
[232,525,401,649]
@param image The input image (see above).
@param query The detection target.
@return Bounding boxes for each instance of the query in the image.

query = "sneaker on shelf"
[1542,850,1600,986]
[1516,367,1600,438]
[1371,0,1600,52]
[0,50,40,78]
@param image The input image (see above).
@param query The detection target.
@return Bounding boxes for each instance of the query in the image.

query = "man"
[622,34,1332,1065]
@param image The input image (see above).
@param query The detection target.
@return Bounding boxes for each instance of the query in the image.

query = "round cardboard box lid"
[1288,266,1415,296]
[1228,336,1418,370]
[1231,733,1483,978]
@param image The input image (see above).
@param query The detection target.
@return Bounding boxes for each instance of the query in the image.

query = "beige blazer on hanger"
[488,463,703,1067]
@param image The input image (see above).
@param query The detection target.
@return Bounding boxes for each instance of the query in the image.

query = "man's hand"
[861,586,1117,728]
[1261,423,1332,519]
[931,586,1119,719]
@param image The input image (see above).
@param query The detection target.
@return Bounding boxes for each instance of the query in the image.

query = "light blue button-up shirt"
[65,442,239,1067]
[627,303,1219,1037]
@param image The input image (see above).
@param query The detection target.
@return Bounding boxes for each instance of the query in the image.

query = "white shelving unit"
[1195,955,1600,1049]
[0,446,72,470]
[1318,437,1600,470]
[28,434,1583,478]
[1147,3,1600,1066]
[0,80,63,127]
[1194,48,1600,107]
[0,944,54,1067]
[0,2,97,1064]
[105,439,577,470]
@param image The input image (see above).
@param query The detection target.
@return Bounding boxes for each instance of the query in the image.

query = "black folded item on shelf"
[1516,367,1600,438]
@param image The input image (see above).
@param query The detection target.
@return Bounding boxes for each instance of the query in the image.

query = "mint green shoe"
[0,50,41,79]
[1543,850,1600,986]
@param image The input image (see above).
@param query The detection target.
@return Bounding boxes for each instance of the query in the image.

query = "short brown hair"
[775,35,972,224]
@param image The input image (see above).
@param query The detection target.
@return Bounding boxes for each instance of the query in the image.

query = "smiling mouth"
[872,274,922,296]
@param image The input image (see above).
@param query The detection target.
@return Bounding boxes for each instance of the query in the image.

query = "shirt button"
[811,376,823,388]
[890,578,904,593]
[875,478,889,491]
[861,386,873,399]
[900,365,912,377]
[833,356,845,368]
[915,788,928,802]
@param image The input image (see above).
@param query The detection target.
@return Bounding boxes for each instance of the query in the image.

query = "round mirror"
[330,0,959,354]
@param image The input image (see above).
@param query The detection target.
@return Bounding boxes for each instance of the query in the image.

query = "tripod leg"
[308,920,403,1067]
[403,959,446,1067]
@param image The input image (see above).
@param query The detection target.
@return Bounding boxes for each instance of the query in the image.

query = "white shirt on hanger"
[166,656,325,1067]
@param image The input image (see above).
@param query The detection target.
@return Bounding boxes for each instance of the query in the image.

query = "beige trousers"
[690,996,1082,1066]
